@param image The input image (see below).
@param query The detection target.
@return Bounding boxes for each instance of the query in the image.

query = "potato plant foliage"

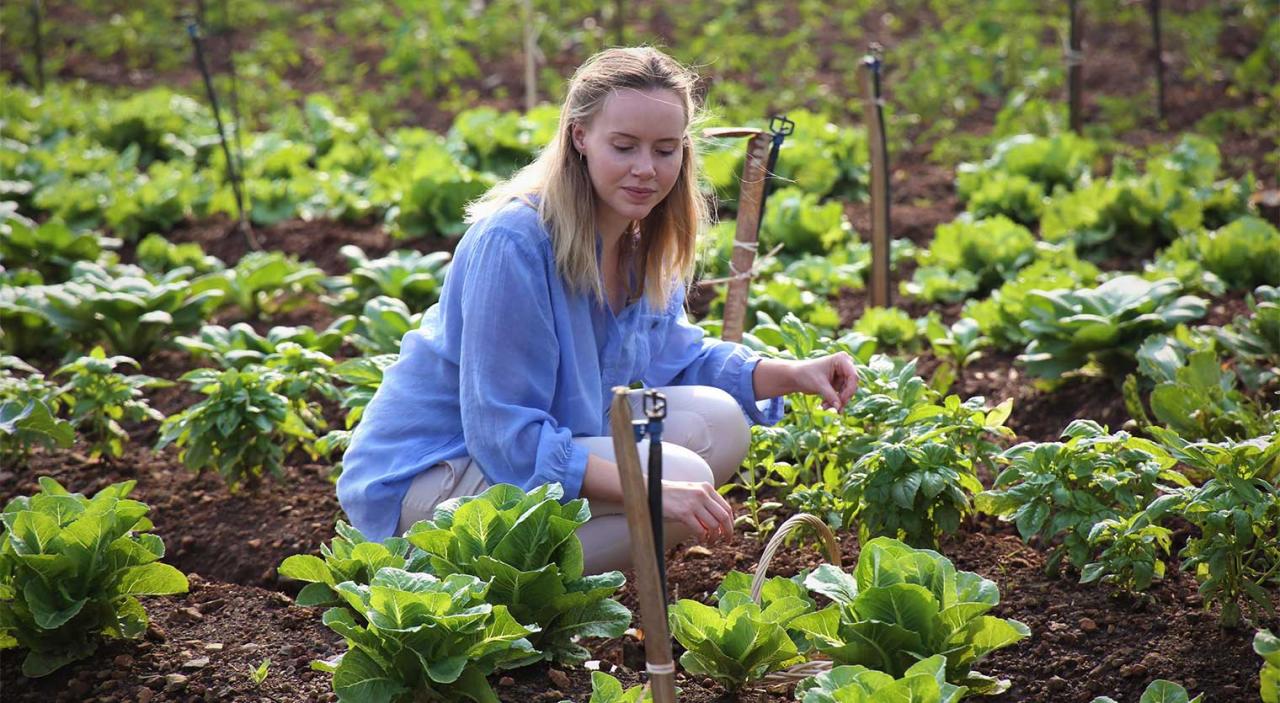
[0,478,188,677]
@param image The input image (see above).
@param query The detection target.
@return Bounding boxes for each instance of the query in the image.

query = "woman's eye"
[657,150,677,157]
[613,145,634,152]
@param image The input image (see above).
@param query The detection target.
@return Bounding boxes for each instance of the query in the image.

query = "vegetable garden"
[2,1,1279,701]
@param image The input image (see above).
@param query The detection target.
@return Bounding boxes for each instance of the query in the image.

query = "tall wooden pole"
[719,131,771,343]
[522,0,537,112]
[31,0,45,93]
[1068,0,1084,135]
[862,53,891,309]
[1149,0,1165,122]
[609,389,677,703]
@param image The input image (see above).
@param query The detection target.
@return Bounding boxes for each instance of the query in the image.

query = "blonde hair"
[466,47,709,310]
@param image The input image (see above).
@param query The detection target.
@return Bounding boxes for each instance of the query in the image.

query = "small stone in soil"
[1079,617,1097,632]
[548,669,571,689]
[182,657,210,669]
[498,676,515,687]
[204,642,223,651]
[685,545,713,557]
[113,654,134,667]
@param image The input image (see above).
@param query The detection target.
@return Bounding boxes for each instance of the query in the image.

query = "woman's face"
[571,87,686,237]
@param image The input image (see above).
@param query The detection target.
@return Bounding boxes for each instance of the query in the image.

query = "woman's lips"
[622,187,655,201]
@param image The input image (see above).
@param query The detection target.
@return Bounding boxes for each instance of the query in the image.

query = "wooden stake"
[31,0,45,93]
[609,388,677,703]
[522,0,537,113]
[1150,0,1165,122]
[1068,0,1084,135]
[862,54,891,309]
[719,131,771,343]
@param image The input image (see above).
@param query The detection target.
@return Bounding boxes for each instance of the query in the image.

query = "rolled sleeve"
[643,287,784,427]
[458,229,590,499]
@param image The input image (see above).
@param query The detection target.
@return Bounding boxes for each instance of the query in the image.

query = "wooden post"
[609,388,677,703]
[1149,0,1165,122]
[862,54,891,309]
[31,0,45,93]
[522,0,537,112]
[720,132,771,342]
[1068,0,1084,135]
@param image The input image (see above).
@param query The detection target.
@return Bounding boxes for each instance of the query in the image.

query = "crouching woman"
[338,47,857,574]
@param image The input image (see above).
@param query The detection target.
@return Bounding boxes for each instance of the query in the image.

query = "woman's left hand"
[754,354,860,412]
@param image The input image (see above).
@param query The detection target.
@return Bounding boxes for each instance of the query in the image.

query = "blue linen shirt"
[337,198,784,540]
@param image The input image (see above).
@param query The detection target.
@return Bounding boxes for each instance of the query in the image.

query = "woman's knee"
[683,386,750,483]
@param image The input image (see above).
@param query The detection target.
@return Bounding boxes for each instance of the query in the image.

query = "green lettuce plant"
[906,215,1036,302]
[315,569,538,703]
[54,346,167,460]
[760,187,850,254]
[1155,216,1280,292]
[963,251,1099,350]
[38,262,224,356]
[1017,276,1206,379]
[134,233,223,276]
[667,571,813,689]
[0,216,116,282]
[196,251,325,320]
[789,537,1029,694]
[279,520,426,615]
[343,296,425,354]
[405,483,631,665]
[1213,285,1280,390]
[175,320,350,368]
[854,307,920,349]
[0,478,189,677]
[796,654,968,703]
[325,245,451,313]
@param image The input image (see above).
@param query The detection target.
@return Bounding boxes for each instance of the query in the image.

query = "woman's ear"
[570,123,587,156]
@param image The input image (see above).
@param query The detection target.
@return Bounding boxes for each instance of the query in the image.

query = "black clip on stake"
[758,114,795,223]
[633,389,668,606]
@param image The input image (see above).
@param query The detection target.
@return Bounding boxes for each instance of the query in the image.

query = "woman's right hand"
[660,479,735,543]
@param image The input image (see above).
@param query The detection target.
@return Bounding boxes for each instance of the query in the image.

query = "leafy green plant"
[668,571,813,689]
[1017,276,1207,379]
[759,187,850,254]
[1213,285,1280,391]
[0,216,117,282]
[54,347,167,460]
[1155,431,1280,627]
[372,130,495,239]
[789,537,1029,693]
[1257,629,1280,703]
[926,317,991,369]
[1155,216,1280,291]
[250,657,271,686]
[175,321,350,368]
[956,132,1097,196]
[134,233,223,276]
[326,245,451,313]
[38,262,224,356]
[796,655,968,703]
[977,419,1190,572]
[315,569,538,703]
[0,285,64,357]
[0,478,189,677]
[405,483,631,665]
[963,251,1099,350]
[197,251,325,320]
[1125,335,1275,441]
[854,307,920,349]
[279,520,426,615]
[563,671,658,703]
[343,296,424,354]
[1090,679,1203,703]
[1082,510,1174,594]
[0,398,73,468]
[905,215,1036,302]
[155,367,314,489]
[843,439,986,549]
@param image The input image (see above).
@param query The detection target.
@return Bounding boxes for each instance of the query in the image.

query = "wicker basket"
[750,513,842,689]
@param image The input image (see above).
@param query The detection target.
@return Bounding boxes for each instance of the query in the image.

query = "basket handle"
[750,513,841,604]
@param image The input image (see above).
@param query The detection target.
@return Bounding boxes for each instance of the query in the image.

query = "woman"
[338,47,858,574]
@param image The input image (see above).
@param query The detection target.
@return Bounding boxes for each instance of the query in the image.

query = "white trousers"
[397,385,751,574]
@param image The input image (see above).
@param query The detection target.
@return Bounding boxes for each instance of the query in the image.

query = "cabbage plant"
[796,654,967,703]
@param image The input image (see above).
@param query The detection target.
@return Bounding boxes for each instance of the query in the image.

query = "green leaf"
[332,646,407,703]
[117,563,189,596]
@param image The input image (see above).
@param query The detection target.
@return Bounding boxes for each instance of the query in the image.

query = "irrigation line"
[187,20,259,251]
[220,0,247,177]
